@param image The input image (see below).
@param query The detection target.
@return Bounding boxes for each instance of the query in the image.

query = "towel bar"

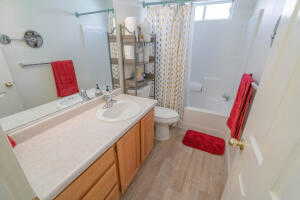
[19,62,51,67]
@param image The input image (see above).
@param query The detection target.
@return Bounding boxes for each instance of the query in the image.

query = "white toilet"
[154,106,179,141]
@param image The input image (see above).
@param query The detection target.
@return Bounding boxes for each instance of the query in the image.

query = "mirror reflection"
[0,0,119,131]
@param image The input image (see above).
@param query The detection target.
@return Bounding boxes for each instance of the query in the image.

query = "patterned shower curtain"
[146,4,192,119]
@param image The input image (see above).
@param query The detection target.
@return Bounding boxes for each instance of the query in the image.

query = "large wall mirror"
[0,0,120,131]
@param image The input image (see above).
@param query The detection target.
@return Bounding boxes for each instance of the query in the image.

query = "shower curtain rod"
[143,0,191,7]
[75,8,114,18]
[142,0,233,8]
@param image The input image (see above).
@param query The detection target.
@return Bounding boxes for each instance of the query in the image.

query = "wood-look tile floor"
[122,128,226,200]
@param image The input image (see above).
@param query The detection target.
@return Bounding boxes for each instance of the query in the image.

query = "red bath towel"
[236,86,255,139]
[51,60,79,97]
[227,74,255,139]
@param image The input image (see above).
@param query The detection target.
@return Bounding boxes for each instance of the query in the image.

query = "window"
[194,1,233,21]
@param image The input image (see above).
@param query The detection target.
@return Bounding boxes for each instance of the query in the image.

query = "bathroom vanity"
[11,94,156,200]
[55,110,154,200]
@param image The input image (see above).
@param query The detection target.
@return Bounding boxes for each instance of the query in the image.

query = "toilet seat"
[154,106,179,124]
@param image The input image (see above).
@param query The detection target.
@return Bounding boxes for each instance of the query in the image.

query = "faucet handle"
[102,85,111,95]
[96,84,100,90]
[105,85,111,92]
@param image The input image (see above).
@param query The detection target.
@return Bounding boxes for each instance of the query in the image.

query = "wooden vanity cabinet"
[54,147,120,200]
[116,122,141,193]
[116,110,155,193]
[54,109,154,200]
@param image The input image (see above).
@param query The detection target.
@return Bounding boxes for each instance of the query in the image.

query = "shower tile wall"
[187,0,257,116]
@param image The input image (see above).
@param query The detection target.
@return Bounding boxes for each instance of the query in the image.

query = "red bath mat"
[182,130,225,155]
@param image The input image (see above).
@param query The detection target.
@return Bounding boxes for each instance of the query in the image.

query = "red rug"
[182,130,225,155]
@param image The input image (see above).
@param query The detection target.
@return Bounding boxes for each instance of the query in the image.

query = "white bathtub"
[181,106,228,138]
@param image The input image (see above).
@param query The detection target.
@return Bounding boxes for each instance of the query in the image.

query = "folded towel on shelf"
[227,73,255,140]
[51,60,79,97]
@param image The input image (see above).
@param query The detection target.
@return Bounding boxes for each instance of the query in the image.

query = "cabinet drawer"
[55,147,116,200]
[105,185,120,200]
[82,164,119,200]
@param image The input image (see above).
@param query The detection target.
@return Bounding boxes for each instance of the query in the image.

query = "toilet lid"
[155,106,179,119]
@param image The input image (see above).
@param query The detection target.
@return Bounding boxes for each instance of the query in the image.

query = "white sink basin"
[96,100,141,122]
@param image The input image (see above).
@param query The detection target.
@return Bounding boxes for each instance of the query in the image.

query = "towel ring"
[0,30,43,48]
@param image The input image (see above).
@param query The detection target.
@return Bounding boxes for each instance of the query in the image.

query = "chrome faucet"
[103,86,116,109]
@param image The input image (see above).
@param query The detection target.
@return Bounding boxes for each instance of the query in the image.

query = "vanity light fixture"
[0,30,43,48]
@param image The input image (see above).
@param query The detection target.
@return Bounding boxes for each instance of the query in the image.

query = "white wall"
[243,0,287,82]
[187,0,257,114]
[113,0,143,23]
[0,0,113,109]
[0,128,36,200]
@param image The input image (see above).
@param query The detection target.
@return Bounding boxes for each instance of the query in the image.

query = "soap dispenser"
[95,84,103,97]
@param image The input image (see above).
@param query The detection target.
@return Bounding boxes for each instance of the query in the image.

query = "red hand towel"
[51,60,79,97]
[227,74,254,139]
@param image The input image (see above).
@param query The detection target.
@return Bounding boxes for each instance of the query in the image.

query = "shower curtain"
[146,4,192,119]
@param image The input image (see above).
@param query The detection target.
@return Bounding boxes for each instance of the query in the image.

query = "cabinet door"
[116,122,141,193]
[141,109,155,163]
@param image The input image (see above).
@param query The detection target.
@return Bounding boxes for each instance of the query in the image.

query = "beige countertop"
[12,94,156,200]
